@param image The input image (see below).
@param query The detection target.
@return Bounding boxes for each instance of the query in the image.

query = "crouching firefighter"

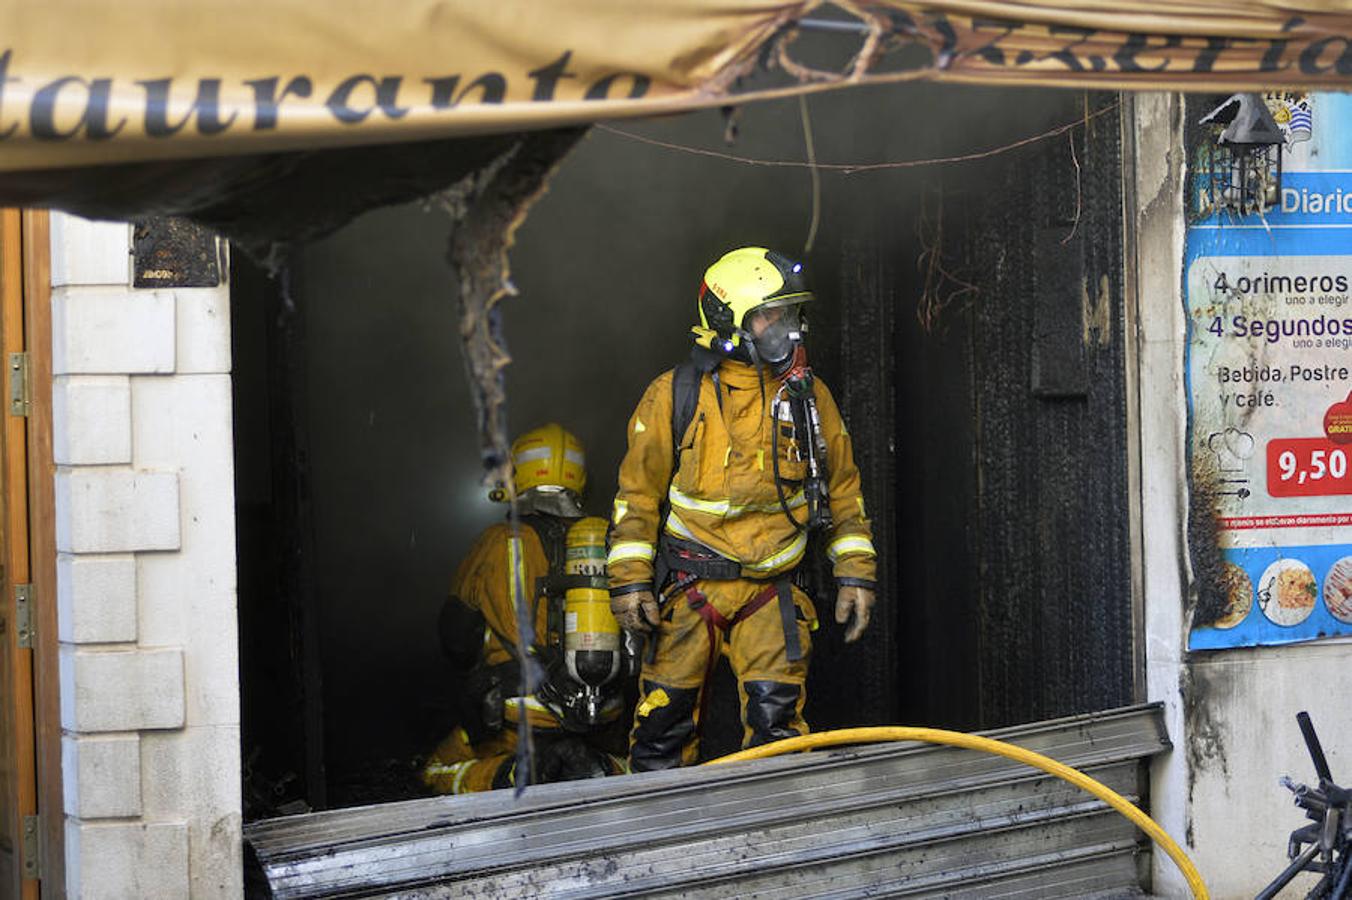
[608,247,878,771]
[423,424,632,794]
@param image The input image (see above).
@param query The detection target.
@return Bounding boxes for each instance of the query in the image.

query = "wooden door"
[0,207,37,898]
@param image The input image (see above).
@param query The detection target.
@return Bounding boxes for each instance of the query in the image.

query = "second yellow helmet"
[510,423,587,496]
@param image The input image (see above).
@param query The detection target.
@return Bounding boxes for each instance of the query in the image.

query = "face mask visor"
[744,301,806,365]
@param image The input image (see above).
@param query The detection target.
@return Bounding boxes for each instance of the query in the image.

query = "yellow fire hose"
[707,726,1208,899]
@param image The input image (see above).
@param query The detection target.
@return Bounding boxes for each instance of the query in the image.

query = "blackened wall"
[892,93,1135,730]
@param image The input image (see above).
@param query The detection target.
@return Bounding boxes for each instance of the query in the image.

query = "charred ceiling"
[0,132,531,267]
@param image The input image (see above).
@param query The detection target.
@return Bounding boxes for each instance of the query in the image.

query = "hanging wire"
[799,94,821,254]
[593,102,1119,175]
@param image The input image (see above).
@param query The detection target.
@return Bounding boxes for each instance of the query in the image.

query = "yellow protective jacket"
[608,359,877,590]
[451,521,551,668]
[426,519,629,794]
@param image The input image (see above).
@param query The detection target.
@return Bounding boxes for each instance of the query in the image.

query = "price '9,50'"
[1267,438,1352,497]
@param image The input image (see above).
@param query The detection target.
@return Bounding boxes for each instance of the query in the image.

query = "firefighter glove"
[835,584,876,643]
[610,588,660,634]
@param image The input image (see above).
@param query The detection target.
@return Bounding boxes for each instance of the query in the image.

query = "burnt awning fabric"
[0,0,1348,240]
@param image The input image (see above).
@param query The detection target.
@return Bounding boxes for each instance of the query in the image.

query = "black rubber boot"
[630,680,700,771]
[743,680,803,748]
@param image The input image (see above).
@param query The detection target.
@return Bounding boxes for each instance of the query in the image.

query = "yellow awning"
[0,0,1348,171]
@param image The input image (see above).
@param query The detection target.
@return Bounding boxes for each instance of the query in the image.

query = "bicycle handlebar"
[1299,711,1335,785]
[1261,714,1352,900]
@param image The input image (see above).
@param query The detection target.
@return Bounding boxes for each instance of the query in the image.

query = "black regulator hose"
[771,387,809,533]
[743,330,813,533]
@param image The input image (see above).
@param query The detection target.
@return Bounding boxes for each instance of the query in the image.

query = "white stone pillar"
[1130,91,1193,899]
[50,213,241,899]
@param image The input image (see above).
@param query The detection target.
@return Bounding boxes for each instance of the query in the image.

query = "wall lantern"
[1198,93,1285,216]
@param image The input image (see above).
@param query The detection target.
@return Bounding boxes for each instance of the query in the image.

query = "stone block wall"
[50,213,241,899]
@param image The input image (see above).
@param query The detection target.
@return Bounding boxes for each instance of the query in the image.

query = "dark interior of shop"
[231,79,1137,817]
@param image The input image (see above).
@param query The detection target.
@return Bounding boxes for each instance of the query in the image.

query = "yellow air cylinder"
[564,516,620,687]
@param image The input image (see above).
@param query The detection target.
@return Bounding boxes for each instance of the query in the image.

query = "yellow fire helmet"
[693,247,813,365]
[508,423,587,497]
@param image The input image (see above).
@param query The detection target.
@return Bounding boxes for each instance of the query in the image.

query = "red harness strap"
[685,582,781,732]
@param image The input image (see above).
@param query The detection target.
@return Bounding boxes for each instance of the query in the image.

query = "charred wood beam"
[442,127,586,484]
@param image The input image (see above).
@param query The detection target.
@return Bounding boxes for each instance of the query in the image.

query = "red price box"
[1267,438,1352,497]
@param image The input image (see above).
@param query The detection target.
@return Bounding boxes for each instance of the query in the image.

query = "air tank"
[563,517,621,703]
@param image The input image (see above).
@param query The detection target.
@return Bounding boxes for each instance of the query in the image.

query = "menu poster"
[1187,92,1352,650]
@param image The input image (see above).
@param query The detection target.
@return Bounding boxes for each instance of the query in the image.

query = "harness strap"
[684,579,798,733]
[776,579,804,662]
[688,581,781,633]
[731,582,783,630]
[684,584,724,733]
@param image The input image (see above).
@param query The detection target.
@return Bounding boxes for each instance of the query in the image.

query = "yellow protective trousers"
[422,707,628,794]
[630,577,816,771]
[422,727,517,794]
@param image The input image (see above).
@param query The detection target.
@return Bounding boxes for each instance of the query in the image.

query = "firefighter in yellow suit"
[422,424,628,793]
[608,247,878,771]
